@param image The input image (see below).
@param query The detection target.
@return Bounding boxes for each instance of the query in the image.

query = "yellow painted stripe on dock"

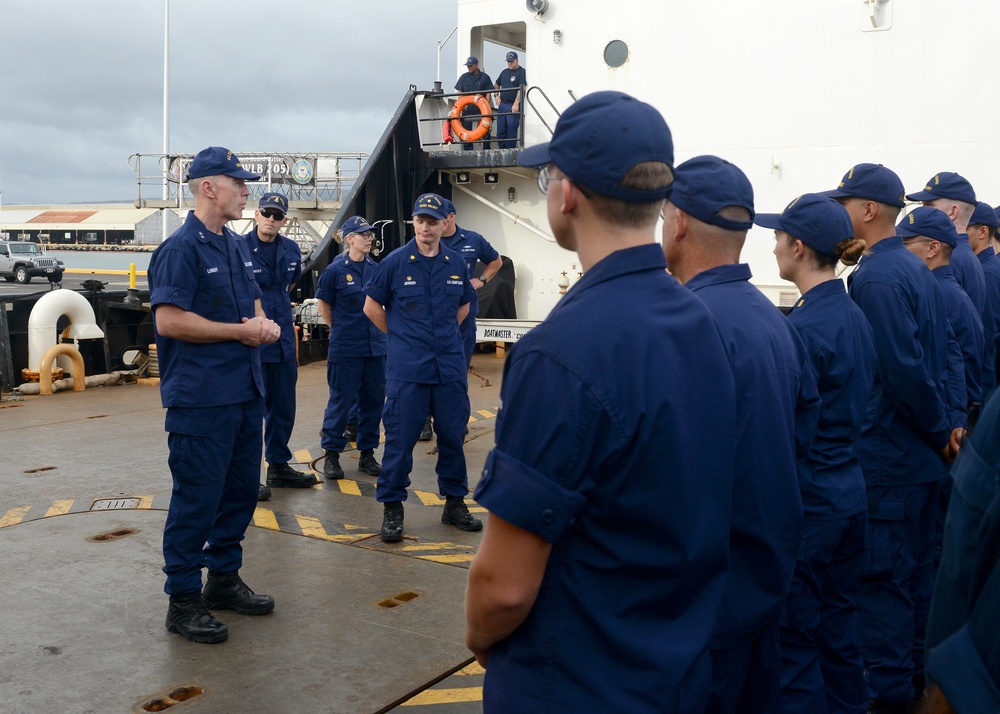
[413,490,446,506]
[337,479,362,496]
[476,409,495,419]
[253,507,280,530]
[292,449,313,465]
[401,687,483,705]
[295,515,334,540]
[418,554,475,564]
[45,499,74,517]
[137,496,153,510]
[458,662,486,675]
[402,541,461,551]
[0,505,31,528]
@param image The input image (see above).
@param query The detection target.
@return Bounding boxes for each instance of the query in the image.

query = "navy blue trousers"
[162,398,263,595]
[376,379,469,503]
[320,356,386,453]
[707,620,782,714]
[779,512,868,714]
[262,359,297,465]
[859,481,941,703]
[496,102,520,149]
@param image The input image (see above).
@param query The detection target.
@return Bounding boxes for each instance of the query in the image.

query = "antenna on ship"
[432,26,458,95]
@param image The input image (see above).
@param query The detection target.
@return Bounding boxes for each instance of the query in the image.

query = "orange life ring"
[449,94,493,142]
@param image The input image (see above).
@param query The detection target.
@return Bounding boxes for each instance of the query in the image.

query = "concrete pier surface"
[0,352,506,713]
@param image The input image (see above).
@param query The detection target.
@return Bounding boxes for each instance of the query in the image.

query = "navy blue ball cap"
[905,172,976,204]
[341,215,375,237]
[969,201,1000,230]
[186,146,261,181]
[465,56,479,67]
[818,163,905,208]
[669,155,754,231]
[897,206,959,247]
[412,193,449,220]
[505,51,518,61]
[442,198,456,216]
[258,192,288,215]
[755,193,854,258]
[517,91,674,202]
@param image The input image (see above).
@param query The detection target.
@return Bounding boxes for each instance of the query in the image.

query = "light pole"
[433,26,458,93]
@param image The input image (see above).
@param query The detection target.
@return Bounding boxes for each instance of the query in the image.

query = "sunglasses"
[260,209,286,220]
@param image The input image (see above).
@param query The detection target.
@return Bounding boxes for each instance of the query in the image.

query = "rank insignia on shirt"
[346,274,354,282]
[796,298,804,308]
[450,275,460,280]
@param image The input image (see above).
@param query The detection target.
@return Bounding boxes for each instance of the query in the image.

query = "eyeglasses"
[352,231,375,240]
[537,166,555,195]
[260,209,286,220]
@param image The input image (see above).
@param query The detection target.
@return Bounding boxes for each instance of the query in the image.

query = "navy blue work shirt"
[849,236,952,485]
[455,70,494,94]
[786,278,876,520]
[363,238,473,384]
[951,235,986,317]
[441,224,499,318]
[934,264,984,409]
[148,212,264,411]
[976,247,1000,394]
[495,65,526,104]
[686,262,819,644]
[475,244,736,712]
[244,226,301,364]
[315,252,386,360]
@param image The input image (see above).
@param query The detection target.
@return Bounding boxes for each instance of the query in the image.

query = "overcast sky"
[0,0,467,205]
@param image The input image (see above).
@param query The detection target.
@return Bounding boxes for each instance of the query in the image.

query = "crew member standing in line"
[363,193,481,542]
[466,90,737,713]
[149,147,278,645]
[493,51,525,149]
[966,201,1000,396]
[454,56,493,150]
[906,172,986,316]
[759,194,876,714]
[823,163,955,713]
[316,216,387,480]
[244,192,317,499]
[662,155,820,714]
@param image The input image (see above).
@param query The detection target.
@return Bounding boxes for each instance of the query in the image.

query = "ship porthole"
[604,40,629,68]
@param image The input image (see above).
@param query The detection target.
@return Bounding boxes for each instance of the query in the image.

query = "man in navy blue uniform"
[244,192,316,499]
[466,90,737,713]
[454,56,494,150]
[493,51,525,149]
[362,193,480,542]
[824,163,956,712]
[148,147,279,644]
[316,216,387,480]
[662,155,820,714]
[759,194,876,714]
[966,201,1000,396]
[906,172,986,317]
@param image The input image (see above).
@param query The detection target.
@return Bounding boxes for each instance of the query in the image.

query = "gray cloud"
[0,0,458,204]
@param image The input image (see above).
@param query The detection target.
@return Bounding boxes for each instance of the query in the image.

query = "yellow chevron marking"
[0,505,31,528]
[413,490,447,506]
[292,449,313,464]
[253,507,279,530]
[137,496,153,509]
[458,662,486,675]
[476,409,495,418]
[418,554,475,564]
[401,686,483,705]
[45,499,74,517]
[401,541,463,551]
[337,479,362,496]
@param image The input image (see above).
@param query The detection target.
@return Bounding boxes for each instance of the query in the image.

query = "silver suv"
[0,241,64,284]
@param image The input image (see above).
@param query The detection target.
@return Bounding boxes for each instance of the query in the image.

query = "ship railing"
[418,87,525,150]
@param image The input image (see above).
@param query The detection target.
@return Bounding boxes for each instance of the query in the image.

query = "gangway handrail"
[523,85,563,137]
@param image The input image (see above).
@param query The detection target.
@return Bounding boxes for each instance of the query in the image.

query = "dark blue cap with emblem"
[412,193,449,220]
[969,201,999,229]
[905,172,976,204]
[897,206,960,247]
[668,155,754,231]
[465,56,479,67]
[341,215,375,237]
[258,192,288,215]
[506,51,518,61]
[819,163,905,208]
[755,193,854,258]
[186,146,261,181]
[517,90,674,202]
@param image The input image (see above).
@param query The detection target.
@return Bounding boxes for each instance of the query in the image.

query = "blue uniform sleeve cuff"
[150,285,193,311]
[928,624,1000,713]
[473,447,586,543]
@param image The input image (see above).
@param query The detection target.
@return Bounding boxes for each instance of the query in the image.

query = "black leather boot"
[266,462,318,488]
[324,450,345,480]
[381,502,404,542]
[165,591,229,643]
[358,449,382,475]
[257,483,272,501]
[442,496,483,531]
[418,417,433,441]
[343,422,358,441]
[202,570,274,615]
